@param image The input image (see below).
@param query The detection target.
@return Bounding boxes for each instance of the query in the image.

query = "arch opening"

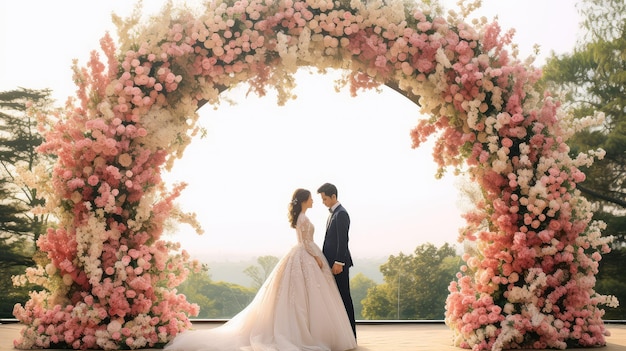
[163,67,464,261]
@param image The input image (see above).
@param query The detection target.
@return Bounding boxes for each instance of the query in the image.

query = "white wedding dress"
[164,213,357,351]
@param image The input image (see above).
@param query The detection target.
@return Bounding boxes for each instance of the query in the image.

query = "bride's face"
[303,195,313,209]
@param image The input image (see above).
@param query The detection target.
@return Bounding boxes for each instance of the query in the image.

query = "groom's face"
[320,193,337,208]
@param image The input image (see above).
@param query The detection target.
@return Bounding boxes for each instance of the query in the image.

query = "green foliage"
[206,281,255,318]
[0,88,55,252]
[0,183,31,260]
[577,0,625,43]
[0,89,49,164]
[361,243,461,320]
[0,88,56,317]
[176,265,219,318]
[361,284,396,320]
[176,265,256,319]
[243,255,279,290]
[0,265,38,318]
[541,0,625,244]
[350,272,377,320]
[540,0,625,319]
[595,248,626,320]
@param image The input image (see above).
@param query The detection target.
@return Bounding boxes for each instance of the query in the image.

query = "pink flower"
[87,175,99,186]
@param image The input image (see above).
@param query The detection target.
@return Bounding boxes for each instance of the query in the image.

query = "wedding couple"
[165,183,357,351]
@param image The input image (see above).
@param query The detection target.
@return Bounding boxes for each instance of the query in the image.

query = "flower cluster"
[13,26,200,351]
[406,8,617,351]
[13,0,615,350]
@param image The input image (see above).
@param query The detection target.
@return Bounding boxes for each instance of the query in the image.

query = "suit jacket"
[323,204,353,267]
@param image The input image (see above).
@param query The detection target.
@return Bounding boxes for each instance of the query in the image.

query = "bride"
[164,188,357,351]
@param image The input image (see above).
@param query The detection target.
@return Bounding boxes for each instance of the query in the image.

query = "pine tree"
[0,88,55,317]
[541,0,625,244]
[541,0,626,319]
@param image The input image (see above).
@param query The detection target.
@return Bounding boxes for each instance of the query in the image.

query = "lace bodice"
[296,213,317,257]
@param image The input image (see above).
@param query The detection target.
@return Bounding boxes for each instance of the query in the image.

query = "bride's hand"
[315,256,323,269]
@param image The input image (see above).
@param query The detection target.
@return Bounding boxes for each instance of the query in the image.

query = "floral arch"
[12,0,617,350]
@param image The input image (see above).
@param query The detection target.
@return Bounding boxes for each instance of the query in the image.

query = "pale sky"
[0,1,581,260]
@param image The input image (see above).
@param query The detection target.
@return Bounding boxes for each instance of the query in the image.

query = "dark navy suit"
[323,204,356,337]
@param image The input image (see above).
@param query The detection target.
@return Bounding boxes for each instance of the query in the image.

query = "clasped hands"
[314,257,343,275]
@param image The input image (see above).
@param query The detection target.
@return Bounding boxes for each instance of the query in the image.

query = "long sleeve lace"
[296,214,317,257]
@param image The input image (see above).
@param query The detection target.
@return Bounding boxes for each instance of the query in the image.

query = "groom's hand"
[331,263,343,275]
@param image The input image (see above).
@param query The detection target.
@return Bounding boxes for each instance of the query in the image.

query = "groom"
[317,183,356,338]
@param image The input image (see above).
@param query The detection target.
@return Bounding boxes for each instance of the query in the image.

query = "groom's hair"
[317,183,338,198]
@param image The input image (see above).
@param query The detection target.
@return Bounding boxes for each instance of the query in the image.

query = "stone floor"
[1,321,625,351]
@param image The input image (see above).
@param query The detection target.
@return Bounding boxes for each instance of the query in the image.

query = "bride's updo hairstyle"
[288,188,311,228]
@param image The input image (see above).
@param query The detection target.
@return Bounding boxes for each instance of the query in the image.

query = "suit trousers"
[335,266,356,338]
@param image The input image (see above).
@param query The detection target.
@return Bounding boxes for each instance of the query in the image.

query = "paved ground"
[1,321,625,350]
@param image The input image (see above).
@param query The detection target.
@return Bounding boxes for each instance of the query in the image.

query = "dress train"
[164,214,357,351]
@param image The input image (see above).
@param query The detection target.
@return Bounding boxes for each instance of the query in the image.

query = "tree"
[541,0,626,245]
[595,249,626,319]
[540,0,625,320]
[0,88,55,317]
[361,243,461,320]
[243,255,279,290]
[350,272,377,320]
[0,184,31,265]
[361,283,396,320]
[0,88,55,259]
[175,265,219,318]
[176,264,257,319]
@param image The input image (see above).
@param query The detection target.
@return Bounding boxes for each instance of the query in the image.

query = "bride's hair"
[288,188,311,228]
